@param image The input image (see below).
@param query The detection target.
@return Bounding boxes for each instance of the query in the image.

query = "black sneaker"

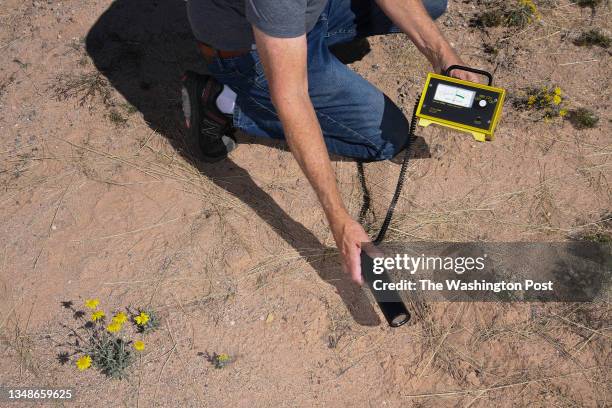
[181,71,236,162]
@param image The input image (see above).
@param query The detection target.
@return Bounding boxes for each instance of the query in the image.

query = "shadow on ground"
[86,0,383,325]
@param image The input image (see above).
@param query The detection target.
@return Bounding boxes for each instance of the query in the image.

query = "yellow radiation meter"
[416,65,506,142]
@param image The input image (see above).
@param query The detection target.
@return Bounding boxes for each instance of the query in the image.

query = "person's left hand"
[431,47,480,83]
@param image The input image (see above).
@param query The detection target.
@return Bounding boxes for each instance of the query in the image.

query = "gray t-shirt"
[187,0,327,51]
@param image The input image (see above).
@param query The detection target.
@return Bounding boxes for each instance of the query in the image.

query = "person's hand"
[330,214,371,285]
[431,46,480,83]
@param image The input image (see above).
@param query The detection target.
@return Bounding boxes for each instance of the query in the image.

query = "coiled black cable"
[373,94,420,244]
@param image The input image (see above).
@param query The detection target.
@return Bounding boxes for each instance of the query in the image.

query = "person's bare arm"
[376,0,479,82]
[253,27,369,284]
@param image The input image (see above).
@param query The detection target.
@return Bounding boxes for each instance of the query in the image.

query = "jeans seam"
[232,101,242,128]
[315,108,381,153]
[325,28,356,38]
[249,94,278,117]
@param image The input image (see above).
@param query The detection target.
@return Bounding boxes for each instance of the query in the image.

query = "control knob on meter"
[478,99,487,108]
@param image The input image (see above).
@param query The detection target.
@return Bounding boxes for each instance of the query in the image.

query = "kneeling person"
[183,0,477,284]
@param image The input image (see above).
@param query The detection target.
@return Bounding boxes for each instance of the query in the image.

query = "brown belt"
[197,42,251,63]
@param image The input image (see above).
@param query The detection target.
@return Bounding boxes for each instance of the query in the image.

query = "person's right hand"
[330,214,371,285]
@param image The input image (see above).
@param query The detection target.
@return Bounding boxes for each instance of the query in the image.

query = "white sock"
[216,85,237,115]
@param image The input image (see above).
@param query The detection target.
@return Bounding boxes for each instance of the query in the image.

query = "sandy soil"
[1,0,610,407]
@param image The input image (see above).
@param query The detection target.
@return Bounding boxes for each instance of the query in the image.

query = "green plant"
[88,332,133,379]
[513,86,567,120]
[574,29,611,48]
[107,109,128,127]
[475,9,505,27]
[483,43,500,63]
[120,101,138,114]
[581,232,612,243]
[57,299,153,379]
[472,1,541,28]
[483,43,499,56]
[566,107,599,129]
[506,0,541,27]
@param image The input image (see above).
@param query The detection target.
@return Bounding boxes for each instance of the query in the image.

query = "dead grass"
[0,71,16,98]
[49,71,113,108]
[325,299,353,350]
[574,28,611,47]
[0,306,42,380]
[107,108,128,127]
[571,0,608,9]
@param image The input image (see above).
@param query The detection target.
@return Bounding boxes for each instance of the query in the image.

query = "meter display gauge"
[415,66,506,142]
[433,84,476,108]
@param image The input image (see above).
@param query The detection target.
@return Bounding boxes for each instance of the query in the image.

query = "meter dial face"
[433,83,476,108]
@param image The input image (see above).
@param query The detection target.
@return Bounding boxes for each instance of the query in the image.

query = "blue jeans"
[206,0,448,160]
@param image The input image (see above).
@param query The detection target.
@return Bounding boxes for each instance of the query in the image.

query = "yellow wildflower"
[553,95,562,105]
[554,87,562,96]
[134,312,149,326]
[527,95,537,106]
[133,340,145,351]
[559,109,568,117]
[106,321,122,333]
[91,310,105,322]
[521,0,538,15]
[544,93,552,102]
[76,355,92,371]
[217,353,230,363]
[112,312,128,324]
[84,299,100,310]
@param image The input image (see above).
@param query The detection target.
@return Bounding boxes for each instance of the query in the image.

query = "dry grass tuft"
[574,28,611,48]
[49,71,113,108]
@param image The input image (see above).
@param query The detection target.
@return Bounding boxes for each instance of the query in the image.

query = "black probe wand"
[359,96,421,328]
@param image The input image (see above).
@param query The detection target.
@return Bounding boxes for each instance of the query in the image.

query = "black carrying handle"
[443,65,493,86]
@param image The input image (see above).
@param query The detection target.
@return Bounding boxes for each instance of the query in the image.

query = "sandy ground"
[1,0,611,407]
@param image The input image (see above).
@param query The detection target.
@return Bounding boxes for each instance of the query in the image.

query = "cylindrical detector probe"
[361,251,411,327]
